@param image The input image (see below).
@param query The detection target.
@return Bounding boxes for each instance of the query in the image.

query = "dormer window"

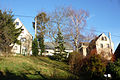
[16,22,19,25]
[102,37,104,40]
[101,37,107,41]
[105,37,107,41]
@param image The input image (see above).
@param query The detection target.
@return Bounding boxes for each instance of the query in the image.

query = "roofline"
[15,18,33,37]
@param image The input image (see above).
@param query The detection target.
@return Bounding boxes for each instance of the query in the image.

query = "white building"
[41,42,73,56]
[79,33,114,60]
[11,18,33,55]
[79,42,89,56]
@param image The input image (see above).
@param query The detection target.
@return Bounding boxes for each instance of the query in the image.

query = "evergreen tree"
[55,28,65,54]
[32,38,39,56]
[38,34,45,55]
[0,10,22,53]
[36,12,49,55]
[51,28,66,61]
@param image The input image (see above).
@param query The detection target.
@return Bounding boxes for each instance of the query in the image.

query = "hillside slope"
[0,56,79,80]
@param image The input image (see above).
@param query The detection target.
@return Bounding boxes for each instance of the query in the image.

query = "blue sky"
[0,0,120,50]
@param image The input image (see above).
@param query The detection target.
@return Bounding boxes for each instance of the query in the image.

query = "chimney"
[108,32,111,42]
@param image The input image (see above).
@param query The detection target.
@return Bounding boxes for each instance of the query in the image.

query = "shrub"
[69,52,107,80]
[49,52,68,62]
[106,59,120,80]
[80,54,107,80]
[69,51,83,73]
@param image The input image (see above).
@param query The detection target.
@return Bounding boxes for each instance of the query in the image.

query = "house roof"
[44,42,73,50]
[14,18,33,37]
[90,33,103,43]
[79,42,89,48]
[79,33,109,48]
[44,42,55,49]
[86,33,106,50]
[79,42,89,46]
[89,33,107,45]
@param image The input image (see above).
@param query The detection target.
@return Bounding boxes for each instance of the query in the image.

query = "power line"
[14,14,120,38]
[111,35,120,38]
[85,28,120,38]
[84,28,108,33]
[14,14,34,18]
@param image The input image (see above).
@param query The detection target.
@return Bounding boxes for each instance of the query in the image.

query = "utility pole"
[20,35,22,54]
[35,16,37,38]
[108,32,112,53]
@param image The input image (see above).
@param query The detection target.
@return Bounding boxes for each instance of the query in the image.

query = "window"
[21,38,26,42]
[16,22,19,25]
[100,44,103,48]
[21,29,24,33]
[101,37,104,40]
[107,44,110,48]
[14,46,17,50]
[105,37,107,41]
[101,37,107,41]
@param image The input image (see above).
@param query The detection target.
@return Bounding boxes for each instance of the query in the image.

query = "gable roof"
[89,33,103,44]
[89,33,109,44]
[14,18,32,37]
[44,42,55,49]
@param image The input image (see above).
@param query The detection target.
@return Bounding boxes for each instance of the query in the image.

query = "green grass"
[0,56,80,80]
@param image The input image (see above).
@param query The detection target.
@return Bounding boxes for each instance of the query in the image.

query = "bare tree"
[46,7,67,47]
[64,7,89,52]
[24,34,32,56]
[46,7,96,52]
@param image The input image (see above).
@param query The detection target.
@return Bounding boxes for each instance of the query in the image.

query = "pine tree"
[38,34,45,55]
[0,10,22,53]
[52,28,66,61]
[32,38,39,56]
[55,28,65,54]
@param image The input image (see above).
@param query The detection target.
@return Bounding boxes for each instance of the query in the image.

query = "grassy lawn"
[0,56,81,80]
